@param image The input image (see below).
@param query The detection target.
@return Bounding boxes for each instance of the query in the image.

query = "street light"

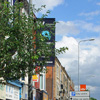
[78,38,95,91]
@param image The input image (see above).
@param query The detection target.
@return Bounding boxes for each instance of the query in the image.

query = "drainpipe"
[20,88,22,100]
[52,66,54,100]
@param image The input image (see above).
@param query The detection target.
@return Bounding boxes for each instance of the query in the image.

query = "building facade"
[46,57,74,100]
[0,84,6,100]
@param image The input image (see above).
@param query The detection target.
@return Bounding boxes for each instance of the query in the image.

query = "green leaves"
[55,47,68,55]
[90,97,97,100]
[33,55,39,60]
[0,1,68,81]
[0,1,33,80]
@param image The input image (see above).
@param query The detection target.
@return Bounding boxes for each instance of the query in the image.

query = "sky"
[28,0,100,99]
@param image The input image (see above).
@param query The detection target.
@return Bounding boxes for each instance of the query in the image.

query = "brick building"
[46,57,74,100]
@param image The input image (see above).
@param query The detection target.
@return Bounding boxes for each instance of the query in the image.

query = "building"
[0,84,6,100]
[46,57,74,100]
[53,57,62,100]
[32,18,55,100]
[60,67,68,100]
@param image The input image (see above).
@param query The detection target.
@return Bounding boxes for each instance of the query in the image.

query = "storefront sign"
[70,97,89,100]
[32,74,39,82]
[6,84,19,100]
[43,92,48,100]
[70,91,89,97]
[70,91,90,100]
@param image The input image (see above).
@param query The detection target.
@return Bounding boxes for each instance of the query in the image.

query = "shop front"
[0,84,6,100]
[35,90,48,100]
[6,80,23,100]
[6,84,19,100]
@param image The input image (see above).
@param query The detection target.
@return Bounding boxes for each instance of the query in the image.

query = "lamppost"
[78,39,95,91]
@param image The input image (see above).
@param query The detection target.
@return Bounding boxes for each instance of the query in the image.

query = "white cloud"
[56,36,100,91]
[79,10,100,21]
[75,20,100,33]
[79,11,100,16]
[87,85,96,92]
[56,36,78,70]
[56,20,100,36]
[56,21,80,35]
[96,2,100,6]
[31,0,64,13]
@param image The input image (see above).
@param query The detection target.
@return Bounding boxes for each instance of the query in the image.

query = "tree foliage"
[90,97,97,100]
[0,1,68,82]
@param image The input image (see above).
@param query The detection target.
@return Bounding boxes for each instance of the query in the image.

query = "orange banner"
[80,84,86,91]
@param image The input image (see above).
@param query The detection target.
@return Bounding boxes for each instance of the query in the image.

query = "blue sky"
[30,0,100,99]
[48,0,100,40]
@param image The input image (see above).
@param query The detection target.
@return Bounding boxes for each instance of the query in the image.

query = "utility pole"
[78,39,94,91]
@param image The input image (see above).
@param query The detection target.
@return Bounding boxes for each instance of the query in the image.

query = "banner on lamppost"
[36,18,55,67]
[80,84,86,91]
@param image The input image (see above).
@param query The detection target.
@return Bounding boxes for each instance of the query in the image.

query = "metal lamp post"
[78,39,95,91]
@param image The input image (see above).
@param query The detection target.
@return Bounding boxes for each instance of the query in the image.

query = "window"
[40,73,46,90]
[44,74,46,90]
[57,85,59,96]
[57,65,59,77]
[60,69,62,82]
[40,74,43,90]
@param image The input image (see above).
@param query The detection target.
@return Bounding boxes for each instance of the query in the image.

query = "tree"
[0,1,68,82]
[90,97,97,100]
